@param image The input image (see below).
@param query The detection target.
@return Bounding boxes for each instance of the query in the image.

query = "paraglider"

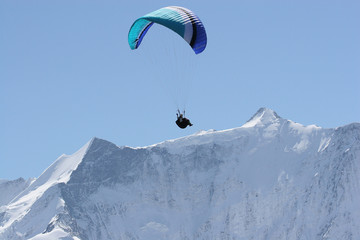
[128,6,206,128]
[176,110,193,129]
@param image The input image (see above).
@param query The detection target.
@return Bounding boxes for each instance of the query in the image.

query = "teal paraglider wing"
[128,6,207,54]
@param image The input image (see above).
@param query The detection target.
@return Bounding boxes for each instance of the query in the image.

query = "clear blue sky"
[1,1,359,180]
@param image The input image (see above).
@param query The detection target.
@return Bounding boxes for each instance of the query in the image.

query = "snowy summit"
[243,107,281,127]
[0,108,359,240]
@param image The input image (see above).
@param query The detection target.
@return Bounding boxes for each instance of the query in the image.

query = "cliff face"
[1,108,359,240]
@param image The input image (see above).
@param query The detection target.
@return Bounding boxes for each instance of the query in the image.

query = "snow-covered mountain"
[0,108,359,240]
[0,178,34,207]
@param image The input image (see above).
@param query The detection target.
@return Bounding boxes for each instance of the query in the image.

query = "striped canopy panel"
[128,6,207,54]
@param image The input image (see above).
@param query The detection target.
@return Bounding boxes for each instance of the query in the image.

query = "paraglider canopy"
[128,6,207,54]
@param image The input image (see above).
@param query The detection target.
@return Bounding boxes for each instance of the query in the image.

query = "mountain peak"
[242,107,281,128]
[1,108,359,240]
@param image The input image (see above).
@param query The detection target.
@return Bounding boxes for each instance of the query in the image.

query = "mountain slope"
[0,108,359,240]
[0,178,34,207]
